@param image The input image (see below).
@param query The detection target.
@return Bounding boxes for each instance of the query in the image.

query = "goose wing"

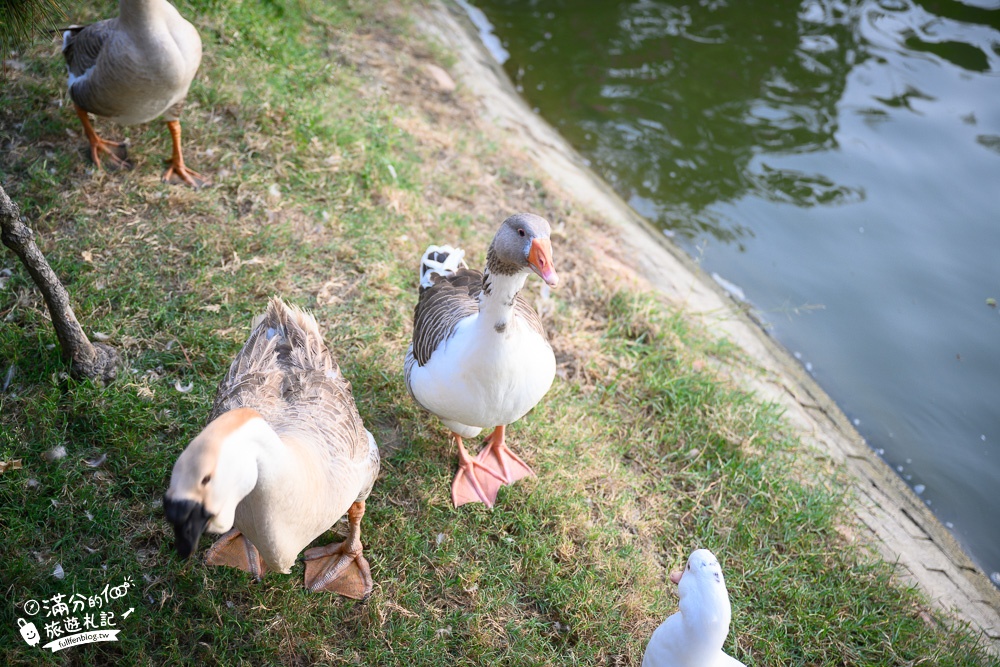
[409,267,482,366]
[512,292,547,339]
[211,299,372,466]
[62,19,120,116]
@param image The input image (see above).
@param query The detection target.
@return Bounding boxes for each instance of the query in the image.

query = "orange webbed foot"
[205,529,268,580]
[302,501,373,600]
[475,425,535,486]
[452,434,506,508]
[162,160,209,188]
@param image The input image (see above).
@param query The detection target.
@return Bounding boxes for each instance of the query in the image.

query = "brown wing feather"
[62,19,121,116]
[63,20,116,78]
[211,298,371,465]
[410,268,482,366]
[513,292,547,340]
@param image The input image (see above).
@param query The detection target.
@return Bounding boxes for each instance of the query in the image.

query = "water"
[469,0,1000,582]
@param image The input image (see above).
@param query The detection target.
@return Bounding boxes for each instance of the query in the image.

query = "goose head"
[488,213,559,287]
[164,409,264,558]
[671,548,727,590]
[670,548,733,644]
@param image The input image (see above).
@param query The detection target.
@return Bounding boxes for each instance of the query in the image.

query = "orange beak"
[669,569,683,585]
[527,238,559,287]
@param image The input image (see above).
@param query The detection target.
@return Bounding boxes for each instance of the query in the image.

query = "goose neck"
[119,0,168,30]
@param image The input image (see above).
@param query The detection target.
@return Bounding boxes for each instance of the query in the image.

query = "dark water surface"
[467,0,1000,584]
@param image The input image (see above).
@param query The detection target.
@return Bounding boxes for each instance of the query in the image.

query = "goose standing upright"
[405,213,559,508]
[62,0,207,187]
[164,298,380,599]
[642,549,746,667]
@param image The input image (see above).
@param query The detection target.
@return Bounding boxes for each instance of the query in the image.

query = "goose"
[642,549,746,667]
[62,0,207,187]
[164,297,380,599]
[404,212,559,508]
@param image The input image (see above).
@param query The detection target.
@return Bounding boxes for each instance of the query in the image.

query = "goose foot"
[475,425,534,487]
[205,529,268,581]
[161,119,209,188]
[452,433,505,508]
[75,105,131,170]
[162,159,208,188]
[303,501,373,599]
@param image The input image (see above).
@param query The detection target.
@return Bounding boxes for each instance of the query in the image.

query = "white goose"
[405,213,559,508]
[164,298,380,599]
[642,549,746,667]
[62,0,207,186]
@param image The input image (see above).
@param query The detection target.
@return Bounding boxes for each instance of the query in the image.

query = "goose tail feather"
[418,244,467,290]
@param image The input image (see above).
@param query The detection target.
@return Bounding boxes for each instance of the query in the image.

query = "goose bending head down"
[62,0,208,187]
[164,298,380,599]
[404,212,559,508]
[642,549,746,667]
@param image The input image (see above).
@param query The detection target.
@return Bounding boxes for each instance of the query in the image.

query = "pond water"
[466,0,1000,585]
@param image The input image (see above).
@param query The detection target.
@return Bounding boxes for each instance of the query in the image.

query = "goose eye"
[201,474,212,485]
[517,228,526,237]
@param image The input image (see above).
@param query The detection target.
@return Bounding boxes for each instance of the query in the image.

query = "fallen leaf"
[0,459,23,473]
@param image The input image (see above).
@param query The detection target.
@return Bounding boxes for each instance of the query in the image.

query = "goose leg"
[474,425,535,486]
[161,120,209,188]
[74,105,129,170]
[205,529,268,581]
[303,501,373,599]
[452,433,505,508]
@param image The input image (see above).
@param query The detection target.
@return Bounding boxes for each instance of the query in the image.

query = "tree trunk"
[0,184,118,382]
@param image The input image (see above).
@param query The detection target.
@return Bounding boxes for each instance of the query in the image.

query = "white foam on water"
[711,272,747,302]
[455,0,511,64]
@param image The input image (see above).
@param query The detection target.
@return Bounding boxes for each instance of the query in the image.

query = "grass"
[0,0,995,664]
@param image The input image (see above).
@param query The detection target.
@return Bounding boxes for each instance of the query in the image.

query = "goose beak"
[527,238,559,287]
[164,495,212,558]
[669,569,683,585]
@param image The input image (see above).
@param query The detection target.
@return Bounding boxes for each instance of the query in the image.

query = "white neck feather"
[212,418,287,520]
[479,269,528,333]
[678,586,732,653]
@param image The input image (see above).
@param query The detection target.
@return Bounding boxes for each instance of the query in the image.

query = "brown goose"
[405,213,559,508]
[164,298,380,599]
[62,0,207,187]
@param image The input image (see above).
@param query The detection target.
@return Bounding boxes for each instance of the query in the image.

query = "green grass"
[0,0,995,664]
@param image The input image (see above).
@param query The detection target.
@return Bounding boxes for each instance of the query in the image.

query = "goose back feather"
[212,298,375,491]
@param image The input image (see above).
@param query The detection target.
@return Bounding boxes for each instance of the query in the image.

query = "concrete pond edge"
[418,0,1000,650]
